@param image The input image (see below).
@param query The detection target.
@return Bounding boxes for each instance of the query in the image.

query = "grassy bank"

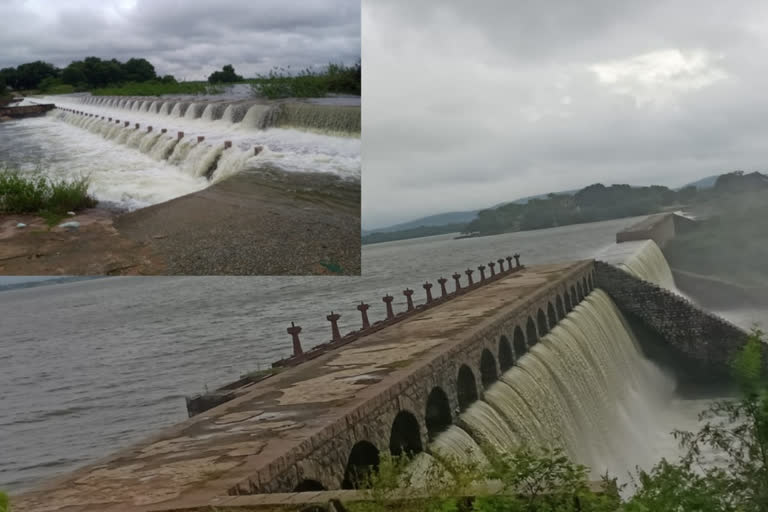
[91,81,223,96]
[250,62,361,99]
[0,169,97,224]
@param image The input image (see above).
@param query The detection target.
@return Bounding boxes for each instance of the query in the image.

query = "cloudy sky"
[0,0,360,79]
[363,0,768,229]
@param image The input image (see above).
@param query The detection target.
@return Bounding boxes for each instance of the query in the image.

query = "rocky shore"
[0,168,360,275]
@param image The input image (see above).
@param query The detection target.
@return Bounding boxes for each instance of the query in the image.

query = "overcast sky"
[0,0,360,79]
[363,0,768,229]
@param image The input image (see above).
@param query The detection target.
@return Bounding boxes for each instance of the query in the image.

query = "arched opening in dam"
[389,410,423,457]
[456,365,479,412]
[480,349,498,388]
[526,317,538,347]
[425,387,452,440]
[498,335,513,372]
[513,327,527,358]
[547,302,557,328]
[294,479,326,492]
[341,441,380,490]
[556,295,565,319]
[536,309,548,337]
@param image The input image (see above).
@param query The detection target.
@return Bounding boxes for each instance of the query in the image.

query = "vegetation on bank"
[250,61,362,99]
[0,168,97,225]
[341,330,768,511]
[0,491,8,512]
[665,191,768,288]
[362,223,467,245]
[91,80,223,97]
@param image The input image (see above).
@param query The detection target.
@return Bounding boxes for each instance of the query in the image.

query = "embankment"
[0,168,360,276]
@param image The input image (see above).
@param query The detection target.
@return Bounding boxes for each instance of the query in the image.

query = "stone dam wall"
[0,103,55,119]
[595,260,754,376]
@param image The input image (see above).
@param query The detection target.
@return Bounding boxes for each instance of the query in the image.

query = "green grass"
[0,168,97,224]
[91,81,224,96]
[0,491,8,512]
[250,62,361,99]
[41,84,75,95]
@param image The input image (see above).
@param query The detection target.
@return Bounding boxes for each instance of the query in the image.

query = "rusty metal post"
[326,312,341,342]
[161,128,167,133]
[423,282,434,303]
[403,288,414,311]
[287,322,303,356]
[478,265,487,281]
[489,261,496,276]
[124,121,130,126]
[197,136,205,143]
[255,146,263,156]
[506,256,514,269]
[224,141,232,149]
[178,131,184,140]
[147,126,153,132]
[357,302,371,329]
[382,294,395,320]
[514,253,521,267]
[465,268,474,286]
[438,277,448,298]
[497,258,505,272]
[135,123,140,129]
[452,272,462,291]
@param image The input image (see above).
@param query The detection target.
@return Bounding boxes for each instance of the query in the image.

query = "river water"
[0,94,360,211]
[0,216,764,492]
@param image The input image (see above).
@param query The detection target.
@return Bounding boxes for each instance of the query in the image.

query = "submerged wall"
[616,213,697,248]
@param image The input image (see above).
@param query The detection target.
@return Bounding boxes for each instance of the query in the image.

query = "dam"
[12,215,752,511]
[3,94,360,211]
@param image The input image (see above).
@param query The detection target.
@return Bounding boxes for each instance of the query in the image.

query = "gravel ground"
[114,167,360,275]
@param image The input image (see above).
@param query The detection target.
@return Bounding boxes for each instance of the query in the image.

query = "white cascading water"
[416,288,685,485]
[617,240,676,289]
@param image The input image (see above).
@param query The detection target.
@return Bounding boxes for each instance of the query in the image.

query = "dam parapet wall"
[616,212,696,248]
[595,260,753,375]
[0,103,55,120]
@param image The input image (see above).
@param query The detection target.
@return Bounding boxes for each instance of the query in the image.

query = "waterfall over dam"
[417,289,676,482]
[11,95,360,210]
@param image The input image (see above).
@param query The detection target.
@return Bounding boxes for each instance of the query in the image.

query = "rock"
[67,211,76,216]
[16,222,26,228]
[58,221,80,231]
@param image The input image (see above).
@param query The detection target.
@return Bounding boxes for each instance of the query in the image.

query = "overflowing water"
[1,95,360,210]
[0,217,755,492]
[424,290,683,483]
[617,240,676,289]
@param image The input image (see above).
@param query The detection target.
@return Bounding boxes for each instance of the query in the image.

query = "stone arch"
[480,349,498,388]
[389,410,423,456]
[577,282,584,301]
[537,308,548,337]
[570,285,577,304]
[425,387,452,440]
[556,295,565,319]
[513,326,527,358]
[341,441,380,489]
[526,317,538,346]
[498,335,513,372]
[547,302,557,329]
[457,365,478,412]
[295,479,326,492]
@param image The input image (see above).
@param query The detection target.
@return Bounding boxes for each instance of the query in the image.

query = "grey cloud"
[0,0,359,78]
[362,0,768,229]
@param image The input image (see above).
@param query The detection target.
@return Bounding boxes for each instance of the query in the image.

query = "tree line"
[0,57,249,94]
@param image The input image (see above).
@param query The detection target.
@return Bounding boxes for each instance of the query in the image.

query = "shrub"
[0,168,97,220]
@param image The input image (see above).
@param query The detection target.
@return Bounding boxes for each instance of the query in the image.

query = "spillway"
[417,289,680,483]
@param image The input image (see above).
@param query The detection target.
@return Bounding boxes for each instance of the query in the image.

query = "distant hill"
[679,175,719,190]
[0,276,103,292]
[366,210,480,234]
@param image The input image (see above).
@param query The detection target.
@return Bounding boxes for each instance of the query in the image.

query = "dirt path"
[0,169,360,276]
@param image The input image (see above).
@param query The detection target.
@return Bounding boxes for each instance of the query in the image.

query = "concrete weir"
[14,260,595,512]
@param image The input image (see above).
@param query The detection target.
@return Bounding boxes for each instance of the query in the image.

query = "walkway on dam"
[15,260,591,512]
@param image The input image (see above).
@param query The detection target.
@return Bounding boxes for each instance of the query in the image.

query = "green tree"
[626,329,768,511]
[208,64,243,83]
[13,60,59,89]
[122,58,156,82]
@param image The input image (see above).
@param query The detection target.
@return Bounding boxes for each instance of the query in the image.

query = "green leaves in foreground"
[0,490,9,512]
